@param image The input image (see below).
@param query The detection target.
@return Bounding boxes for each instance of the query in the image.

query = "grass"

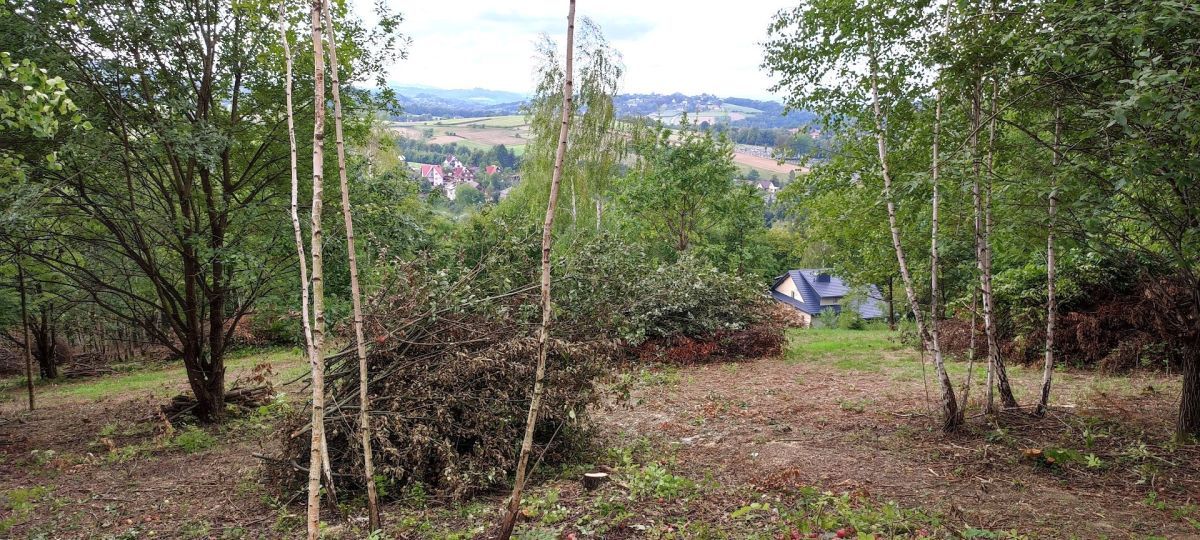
[0,348,306,406]
[785,327,1031,392]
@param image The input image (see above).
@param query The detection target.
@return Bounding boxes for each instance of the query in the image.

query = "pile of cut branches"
[269,261,615,501]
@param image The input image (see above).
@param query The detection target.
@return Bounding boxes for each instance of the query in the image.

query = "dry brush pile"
[269,236,782,501]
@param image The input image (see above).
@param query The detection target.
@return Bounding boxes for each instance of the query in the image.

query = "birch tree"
[321,0,380,528]
[497,1,575,537]
[1035,107,1060,417]
[765,0,960,429]
[306,0,329,534]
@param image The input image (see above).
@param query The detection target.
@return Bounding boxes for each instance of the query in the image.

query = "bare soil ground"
[1,331,1197,539]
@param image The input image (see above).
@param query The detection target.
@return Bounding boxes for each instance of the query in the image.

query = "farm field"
[733,153,807,179]
[2,330,1194,539]
[388,115,530,153]
[390,115,802,181]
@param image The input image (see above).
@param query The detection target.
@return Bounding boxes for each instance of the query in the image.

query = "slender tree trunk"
[321,0,380,529]
[1036,107,1060,417]
[959,285,979,420]
[306,0,329,536]
[984,78,1018,409]
[887,276,895,331]
[928,97,958,429]
[868,50,957,430]
[970,82,996,413]
[17,257,34,411]
[497,2,575,537]
[1179,281,1200,440]
[278,1,314,372]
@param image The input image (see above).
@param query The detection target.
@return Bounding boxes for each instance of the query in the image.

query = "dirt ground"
[2,331,1198,539]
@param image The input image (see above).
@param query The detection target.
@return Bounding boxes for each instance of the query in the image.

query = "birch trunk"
[970,81,996,413]
[984,78,1019,409]
[496,2,575,537]
[1036,107,1061,417]
[321,0,380,528]
[306,0,328,536]
[868,51,957,430]
[928,97,959,429]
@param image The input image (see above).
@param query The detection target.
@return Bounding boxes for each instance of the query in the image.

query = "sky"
[354,0,789,100]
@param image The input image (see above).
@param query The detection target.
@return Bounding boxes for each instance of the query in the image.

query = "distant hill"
[388,85,814,129]
[388,85,526,118]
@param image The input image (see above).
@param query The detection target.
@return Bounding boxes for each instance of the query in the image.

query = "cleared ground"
[2,330,1195,539]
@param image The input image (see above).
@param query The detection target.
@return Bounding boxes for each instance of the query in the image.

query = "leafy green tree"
[454,184,486,208]
[616,123,741,253]
[1017,0,1200,439]
[6,0,402,421]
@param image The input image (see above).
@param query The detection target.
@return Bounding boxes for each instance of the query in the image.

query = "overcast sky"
[357,0,789,100]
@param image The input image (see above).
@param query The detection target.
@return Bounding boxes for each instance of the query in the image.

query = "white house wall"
[775,275,804,302]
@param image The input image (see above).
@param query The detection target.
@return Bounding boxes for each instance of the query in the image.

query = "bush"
[816,307,839,328]
[837,307,865,330]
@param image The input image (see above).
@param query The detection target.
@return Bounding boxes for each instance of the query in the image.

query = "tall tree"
[1035,107,1060,417]
[1019,0,1200,439]
[321,0,380,528]
[497,1,575,537]
[17,0,297,421]
[765,0,960,429]
[17,252,34,410]
[306,0,329,534]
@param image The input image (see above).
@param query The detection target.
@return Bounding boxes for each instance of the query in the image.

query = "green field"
[396,115,527,128]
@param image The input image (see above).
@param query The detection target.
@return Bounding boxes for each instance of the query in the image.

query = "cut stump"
[582,472,609,491]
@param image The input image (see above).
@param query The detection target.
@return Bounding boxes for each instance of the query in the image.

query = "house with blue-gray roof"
[770,269,887,327]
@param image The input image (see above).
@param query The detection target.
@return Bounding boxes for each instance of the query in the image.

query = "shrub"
[837,306,865,330]
[816,307,839,328]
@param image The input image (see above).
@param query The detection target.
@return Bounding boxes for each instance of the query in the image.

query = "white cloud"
[352,0,787,99]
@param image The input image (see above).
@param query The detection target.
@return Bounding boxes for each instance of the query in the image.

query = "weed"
[28,449,57,466]
[730,501,771,520]
[179,519,212,539]
[1,486,52,533]
[172,426,217,453]
[838,399,867,413]
[522,488,569,525]
[625,463,694,501]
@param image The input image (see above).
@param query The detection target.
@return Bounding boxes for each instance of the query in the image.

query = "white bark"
[306,0,328,536]
[1037,107,1061,416]
[321,0,380,528]
[868,48,957,430]
[497,2,575,537]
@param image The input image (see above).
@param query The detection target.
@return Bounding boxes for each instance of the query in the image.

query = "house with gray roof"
[770,269,886,327]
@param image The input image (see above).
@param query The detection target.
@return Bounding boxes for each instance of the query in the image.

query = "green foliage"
[780,487,942,539]
[836,306,865,330]
[0,486,51,533]
[171,426,217,454]
[625,463,694,501]
[614,120,777,276]
[616,255,770,345]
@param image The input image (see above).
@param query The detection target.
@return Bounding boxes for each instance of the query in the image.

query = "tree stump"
[581,472,609,491]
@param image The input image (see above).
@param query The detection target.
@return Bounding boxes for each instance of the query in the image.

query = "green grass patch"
[1,348,305,404]
[785,328,902,364]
